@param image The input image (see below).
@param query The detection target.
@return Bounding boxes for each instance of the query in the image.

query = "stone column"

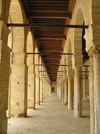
[68,75,73,109]
[89,56,95,134]
[43,81,45,100]
[8,67,12,118]
[34,73,36,109]
[35,73,40,105]
[82,77,86,98]
[27,65,35,109]
[74,67,82,118]
[62,82,65,102]
[0,21,10,134]
[38,76,40,105]
[11,53,28,117]
[93,53,100,134]
[64,79,68,105]
[40,79,43,103]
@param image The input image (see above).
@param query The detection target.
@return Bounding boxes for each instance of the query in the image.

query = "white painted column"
[74,67,82,118]
[68,76,73,109]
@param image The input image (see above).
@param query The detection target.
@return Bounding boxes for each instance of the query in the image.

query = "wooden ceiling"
[21,0,76,81]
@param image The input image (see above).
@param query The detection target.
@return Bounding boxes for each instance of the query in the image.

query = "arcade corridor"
[8,93,90,134]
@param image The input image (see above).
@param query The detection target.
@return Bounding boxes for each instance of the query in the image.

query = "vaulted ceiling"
[20,0,89,82]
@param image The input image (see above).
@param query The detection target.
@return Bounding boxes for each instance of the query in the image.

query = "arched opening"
[7,0,27,120]
[74,8,90,118]
[26,31,35,110]
[67,38,73,109]
[7,17,13,118]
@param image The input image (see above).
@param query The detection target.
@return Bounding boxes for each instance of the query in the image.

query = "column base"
[68,107,73,110]
[64,102,68,105]
[0,118,7,134]
[74,112,82,118]
[35,102,40,105]
[11,113,27,118]
[18,113,27,118]
[27,107,35,109]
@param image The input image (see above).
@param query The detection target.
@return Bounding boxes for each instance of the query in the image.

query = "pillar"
[68,76,73,109]
[11,53,28,117]
[94,54,100,134]
[64,79,68,105]
[82,77,86,98]
[62,82,65,102]
[27,70,35,109]
[74,67,82,118]
[35,73,40,105]
[34,73,36,109]
[89,56,95,134]
[43,81,45,100]
[40,79,43,103]
[0,21,10,134]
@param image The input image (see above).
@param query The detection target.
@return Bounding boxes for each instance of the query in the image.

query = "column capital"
[88,45,100,59]
[68,75,72,80]
[73,66,82,72]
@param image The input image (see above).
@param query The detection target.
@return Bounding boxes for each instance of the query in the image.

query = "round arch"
[26,31,34,65]
[8,0,25,53]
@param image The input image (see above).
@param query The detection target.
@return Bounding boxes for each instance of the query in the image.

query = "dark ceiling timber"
[19,0,79,81]
[7,24,88,29]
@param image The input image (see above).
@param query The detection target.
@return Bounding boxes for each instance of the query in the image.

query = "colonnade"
[0,0,100,134]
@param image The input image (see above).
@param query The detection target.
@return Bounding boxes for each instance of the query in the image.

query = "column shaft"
[90,57,95,134]
[68,76,73,109]
[74,67,82,118]
[36,75,40,105]
[40,79,43,103]
[0,21,10,134]
[94,56,100,134]
[64,80,68,105]
[28,72,35,109]
[83,78,86,98]
[11,63,28,117]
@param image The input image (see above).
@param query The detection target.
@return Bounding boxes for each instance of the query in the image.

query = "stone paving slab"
[8,93,90,134]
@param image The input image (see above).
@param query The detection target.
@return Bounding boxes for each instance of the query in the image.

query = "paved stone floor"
[8,93,90,134]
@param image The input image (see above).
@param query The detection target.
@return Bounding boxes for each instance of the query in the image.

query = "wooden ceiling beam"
[27,1,69,4]
[27,0,70,2]
[35,34,66,40]
[40,49,63,51]
[7,24,88,29]
[28,4,69,6]
[28,12,71,19]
